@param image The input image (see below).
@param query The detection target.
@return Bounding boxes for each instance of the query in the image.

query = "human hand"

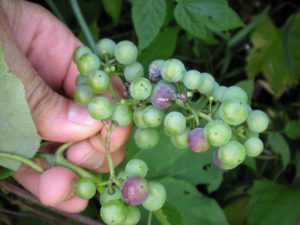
[0,0,130,212]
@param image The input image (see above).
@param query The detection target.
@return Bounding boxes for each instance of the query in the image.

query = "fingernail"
[79,150,105,169]
[68,102,96,125]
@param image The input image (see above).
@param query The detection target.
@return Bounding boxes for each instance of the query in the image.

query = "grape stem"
[154,210,170,225]
[185,103,200,125]
[69,0,97,53]
[147,211,152,225]
[55,142,103,186]
[0,152,44,173]
[232,127,247,141]
[102,121,115,179]
[195,111,212,122]
[108,82,119,102]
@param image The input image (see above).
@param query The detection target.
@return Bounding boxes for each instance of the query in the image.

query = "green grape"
[125,159,148,178]
[171,128,190,149]
[142,105,164,128]
[114,40,138,65]
[223,86,248,103]
[100,201,128,225]
[244,137,264,157]
[96,38,116,58]
[161,59,185,82]
[164,111,186,136]
[142,182,166,211]
[124,62,144,83]
[129,78,152,100]
[247,110,269,133]
[219,98,250,125]
[74,85,95,106]
[87,70,110,93]
[133,107,148,128]
[73,45,92,64]
[134,128,160,149]
[218,141,246,168]
[75,178,96,200]
[77,53,101,76]
[123,206,141,225]
[212,86,227,102]
[197,72,216,96]
[76,74,88,86]
[204,119,232,147]
[88,96,114,120]
[100,186,122,206]
[111,103,133,127]
[117,171,128,184]
[183,70,203,90]
[245,128,259,138]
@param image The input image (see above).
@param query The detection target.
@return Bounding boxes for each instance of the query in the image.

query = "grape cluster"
[71,37,270,224]
[99,159,166,225]
[73,38,269,171]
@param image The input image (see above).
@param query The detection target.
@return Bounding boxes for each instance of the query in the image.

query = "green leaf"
[132,0,166,51]
[154,202,187,225]
[285,14,300,80]
[235,79,254,101]
[242,157,257,172]
[127,129,186,178]
[294,150,300,183]
[246,15,300,96]
[284,119,300,140]
[174,0,244,39]
[0,43,41,171]
[267,132,290,167]
[224,197,249,225]
[247,180,300,225]
[160,177,229,225]
[102,0,122,24]
[165,149,223,192]
[139,27,179,68]
[0,167,13,179]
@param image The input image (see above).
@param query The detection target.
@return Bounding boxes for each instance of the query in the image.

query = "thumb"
[0,9,102,142]
[29,80,102,142]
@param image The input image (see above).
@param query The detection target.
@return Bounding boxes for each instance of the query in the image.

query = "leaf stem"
[45,0,66,23]
[0,152,44,173]
[69,0,97,52]
[55,142,102,185]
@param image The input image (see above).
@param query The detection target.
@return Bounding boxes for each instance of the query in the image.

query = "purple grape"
[122,176,149,205]
[149,60,164,82]
[150,84,175,109]
[188,128,210,152]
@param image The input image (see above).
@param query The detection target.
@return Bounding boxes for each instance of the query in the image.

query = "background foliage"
[1,0,300,224]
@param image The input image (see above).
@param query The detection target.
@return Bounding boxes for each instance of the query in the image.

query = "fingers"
[14,166,88,213]
[66,140,126,172]
[0,0,80,96]
[0,2,103,142]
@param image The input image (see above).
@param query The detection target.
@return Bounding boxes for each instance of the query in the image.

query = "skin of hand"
[0,0,131,213]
